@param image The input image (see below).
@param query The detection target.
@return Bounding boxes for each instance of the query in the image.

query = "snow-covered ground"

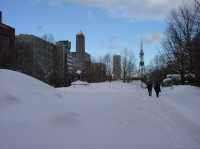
[1,69,200,149]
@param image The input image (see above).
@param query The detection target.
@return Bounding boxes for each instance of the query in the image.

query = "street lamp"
[76,70,82,80]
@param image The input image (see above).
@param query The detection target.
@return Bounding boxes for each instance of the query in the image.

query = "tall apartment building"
[0,11,16,69]
[76,31,85,53]
[113,55,121,80]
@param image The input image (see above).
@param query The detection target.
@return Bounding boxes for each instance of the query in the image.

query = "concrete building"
[56,40,71,53]
[56,40,75,85]
[0,11,16,69]
[113,55,121,80]
[16,34,65,86]
[71,31,91,81]
[67,53,74,76]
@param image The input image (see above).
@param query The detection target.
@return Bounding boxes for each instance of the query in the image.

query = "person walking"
[146,80,153,96]
[154,81,161,98]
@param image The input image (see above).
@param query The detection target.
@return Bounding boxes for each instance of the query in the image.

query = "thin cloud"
[87,10,94,20]
[144,32,163,44]
[32,0,188,21]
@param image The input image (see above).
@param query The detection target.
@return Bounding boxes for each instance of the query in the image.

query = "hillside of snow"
[0,69,200,149]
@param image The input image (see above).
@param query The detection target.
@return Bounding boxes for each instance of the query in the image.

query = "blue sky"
[0,0,184,64]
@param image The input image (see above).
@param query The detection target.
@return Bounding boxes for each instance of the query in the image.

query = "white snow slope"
[1,69,200,149]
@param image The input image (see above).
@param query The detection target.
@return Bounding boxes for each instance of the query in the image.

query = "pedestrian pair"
[147,81,161,98]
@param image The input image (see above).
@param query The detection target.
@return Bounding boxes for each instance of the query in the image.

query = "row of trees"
[149,0,200,85]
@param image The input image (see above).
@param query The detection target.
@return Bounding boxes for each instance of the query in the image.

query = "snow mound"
[0,69,62,105]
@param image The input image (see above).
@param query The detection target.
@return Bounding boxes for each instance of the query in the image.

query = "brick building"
[16,34,65,86]
[0,11,16,69]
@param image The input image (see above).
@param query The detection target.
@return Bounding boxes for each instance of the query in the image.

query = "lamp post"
[76,70,82,80]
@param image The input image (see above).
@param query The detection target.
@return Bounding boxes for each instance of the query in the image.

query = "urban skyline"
[0,0,182,64]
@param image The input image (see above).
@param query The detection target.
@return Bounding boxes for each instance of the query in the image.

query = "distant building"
[76,31,85,53]
[0,11,16,69]
[56,40,71,53]
[139,41,145,77]
[56,40,75,85]
[113,55,121,80]
[71,31,91,81]
[16,34,65,86]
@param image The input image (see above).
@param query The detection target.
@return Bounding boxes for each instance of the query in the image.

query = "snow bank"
[1,69,200,149]
[0,70,67,149]
[0,69,62,105]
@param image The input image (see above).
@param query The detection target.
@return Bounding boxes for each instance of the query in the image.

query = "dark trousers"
[154,89,160,97]
[148,88,152,96]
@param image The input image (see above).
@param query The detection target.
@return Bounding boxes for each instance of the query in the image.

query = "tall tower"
[76,31,85,53]
[139,41,145,77]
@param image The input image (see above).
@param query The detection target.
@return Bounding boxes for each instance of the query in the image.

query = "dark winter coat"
[147,83,153,90]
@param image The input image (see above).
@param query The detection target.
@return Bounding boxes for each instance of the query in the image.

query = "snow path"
[0,70,200,149]
[58,82,200,149]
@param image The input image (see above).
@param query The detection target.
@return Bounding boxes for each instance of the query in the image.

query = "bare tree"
[103,53,112,80]
[147,53,175,83]
[41,34,55,43]
[127,54,136,82]
[162,0,200,84]
[121,49,128,82]
[121,49,136,82]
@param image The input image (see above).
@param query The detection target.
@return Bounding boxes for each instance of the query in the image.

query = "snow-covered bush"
[163,78,173,87]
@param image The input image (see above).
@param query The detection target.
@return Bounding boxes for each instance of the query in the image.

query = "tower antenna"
[139,40,145,78]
